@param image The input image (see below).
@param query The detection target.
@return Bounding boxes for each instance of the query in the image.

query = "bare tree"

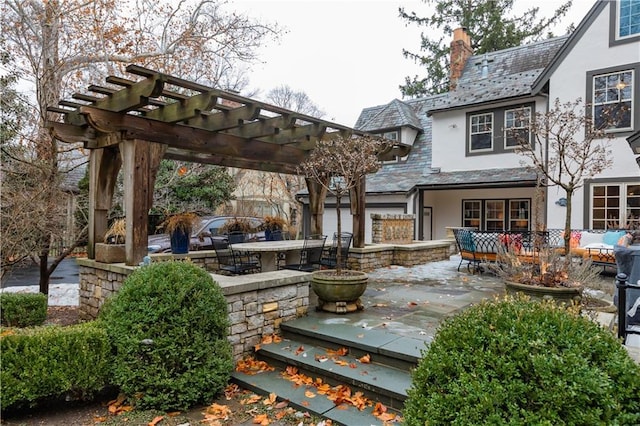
[298,135,386,274]
[514,98,613,253]
[266,85,326,117]
[0,0,281,293]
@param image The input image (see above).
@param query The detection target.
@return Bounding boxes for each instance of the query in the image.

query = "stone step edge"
[257,339,411,402]
[231,369,398,426]
[281,319,423,364]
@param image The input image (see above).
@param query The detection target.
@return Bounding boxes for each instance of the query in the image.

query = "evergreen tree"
[399,0,573,96]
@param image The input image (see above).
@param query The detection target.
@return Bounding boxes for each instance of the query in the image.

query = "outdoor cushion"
[580,231,604,247]
[603,230,626,246]
[459,230,476,252]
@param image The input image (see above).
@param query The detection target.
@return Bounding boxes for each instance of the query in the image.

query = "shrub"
[0,293,47,327]
[99,261,233,411]
[403,295,640,425]
[1,321,111,410]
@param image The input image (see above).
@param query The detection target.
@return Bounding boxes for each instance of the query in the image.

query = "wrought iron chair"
[212,239,261,275]
[320,232,353,269]
[281,234,327,272]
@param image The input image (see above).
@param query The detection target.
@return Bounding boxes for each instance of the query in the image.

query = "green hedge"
[1,321,111,411]
[0,293,47,327]
[403,296,640,425]
[99,260,233,411]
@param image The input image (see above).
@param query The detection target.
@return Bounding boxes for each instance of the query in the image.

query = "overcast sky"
[230,0,595,127]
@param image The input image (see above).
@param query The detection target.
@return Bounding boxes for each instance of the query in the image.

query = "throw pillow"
[603,230,626,246]
[580,231,603,247]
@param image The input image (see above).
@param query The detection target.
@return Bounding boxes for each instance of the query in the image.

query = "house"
[300,0,639,243]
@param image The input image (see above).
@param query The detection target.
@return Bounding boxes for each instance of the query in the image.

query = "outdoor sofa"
[452,228,626,273]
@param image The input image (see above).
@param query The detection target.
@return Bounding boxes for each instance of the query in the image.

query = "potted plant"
[95,218,126,263]
[298,135,387,313]
[262,215,287,240]
[163,212,199,254]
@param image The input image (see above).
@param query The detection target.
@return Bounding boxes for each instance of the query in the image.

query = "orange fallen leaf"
[408,301,418,307]
[349,363,357,368]
[241,394,262,405]
[304,390,316,398]
[254,343,261,352]
[334,359,349,366]
[148,415,163,426]
[263,393,277,405]
[252,413,270,425]
[358,354,371,364]
[204,403,231,420]
[301,400,310,407]
[294,345,305,355]
[327,347,348,356]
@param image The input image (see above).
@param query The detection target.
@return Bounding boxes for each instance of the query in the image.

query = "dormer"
[354,99,422,161]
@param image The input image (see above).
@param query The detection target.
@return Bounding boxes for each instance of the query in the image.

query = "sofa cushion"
[603,230,626,246]
[472,232,499,253]
[458,229,476,252]
[580,231,603,247]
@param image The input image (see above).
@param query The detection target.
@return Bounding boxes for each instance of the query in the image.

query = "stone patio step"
[280,315,426,372]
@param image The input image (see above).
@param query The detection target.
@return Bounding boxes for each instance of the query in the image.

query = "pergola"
[48,65,406,265]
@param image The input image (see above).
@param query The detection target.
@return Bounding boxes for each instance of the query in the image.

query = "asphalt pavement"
[1,258,80,288]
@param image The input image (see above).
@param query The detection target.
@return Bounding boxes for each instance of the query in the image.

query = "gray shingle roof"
[355,36,569,194]
[355,99,423,132]
[429,35,569,113]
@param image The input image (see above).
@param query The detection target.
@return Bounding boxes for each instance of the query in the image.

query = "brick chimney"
[449,27,472,90]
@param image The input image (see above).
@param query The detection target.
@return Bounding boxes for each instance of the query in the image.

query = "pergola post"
[305,177,327,236]
[87,146,122,259]
[350,177,366,248]
[120,139,166,265]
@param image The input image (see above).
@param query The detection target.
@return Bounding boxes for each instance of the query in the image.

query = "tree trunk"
[563,189,574,255]
[335,195,342,274]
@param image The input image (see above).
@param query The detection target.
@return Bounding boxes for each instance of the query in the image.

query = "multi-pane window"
[463,200,481,228]
[591,183,640,229]
[462,199,531,231]
[504,107,531,148]
[509,200,530,231]
[469,113,493,151]
[619,0,640,39]
[485,200,505,231]
[593,70,633,130]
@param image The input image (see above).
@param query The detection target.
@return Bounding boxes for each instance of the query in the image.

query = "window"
[593,70,634,131]
[470,113,493,151]
[509,200,530,231]
[485,200,505,231]
[591,183,640,229]
[463,200,481,228]
[504,107,531,148]
[463,199,531,231]
[466,103,534,156]
[619,0,640,39]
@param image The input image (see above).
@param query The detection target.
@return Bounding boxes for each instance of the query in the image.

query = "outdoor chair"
[281,234,327,272]
[320,232,353,269]
[213,239,261,275]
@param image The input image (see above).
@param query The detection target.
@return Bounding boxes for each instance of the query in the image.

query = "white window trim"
[503,107,531,150]
[617,0,640,40]
[590,182,640,229]
[592,69,634,133]
[469,112,494,152]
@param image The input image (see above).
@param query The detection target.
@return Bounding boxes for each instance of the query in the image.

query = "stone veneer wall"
[347,239,457,272]
[76,258,310,361]
[371,213,415,244]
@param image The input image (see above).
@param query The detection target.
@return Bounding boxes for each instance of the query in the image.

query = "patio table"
[232,240,307,272]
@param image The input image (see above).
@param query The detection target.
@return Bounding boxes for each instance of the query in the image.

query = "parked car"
[147,216,266,253]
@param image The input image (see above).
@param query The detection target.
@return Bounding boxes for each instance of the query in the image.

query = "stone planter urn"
[311,270,368,314]
[504,280,583,305]
[94,242,126,263]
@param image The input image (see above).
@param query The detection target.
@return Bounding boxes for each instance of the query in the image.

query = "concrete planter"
[311,270,368,314]
[504,280,583,305]
[94,243,125,263]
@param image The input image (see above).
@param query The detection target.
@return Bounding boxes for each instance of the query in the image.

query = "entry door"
[422,207,432,240]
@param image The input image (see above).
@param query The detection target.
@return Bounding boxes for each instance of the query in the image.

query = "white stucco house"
[300,0,640,243]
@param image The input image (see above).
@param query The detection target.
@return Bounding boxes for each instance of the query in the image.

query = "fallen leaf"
[254,344,261,352]
[252,413,270,425]
[301,400,310,407]
[358,354,371,364]
[408,301,418,307]
[148,415,163,426]
[204,403,231,420]
[275,400,289,409]
[294,345,305,355]
[263,393,277,405]
[372,303,388,307]
[242,394,262,405]
[304,390,316,398]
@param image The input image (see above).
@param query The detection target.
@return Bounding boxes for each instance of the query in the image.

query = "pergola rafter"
[47,65,409,265]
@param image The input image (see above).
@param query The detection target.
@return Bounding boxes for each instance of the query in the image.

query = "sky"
[229,0,596,127]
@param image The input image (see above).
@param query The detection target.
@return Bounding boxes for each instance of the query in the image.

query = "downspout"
[541,91,550,228]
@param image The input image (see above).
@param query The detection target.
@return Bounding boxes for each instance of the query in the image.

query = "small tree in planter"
[513,98,613,254]
[298,135,387,313]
